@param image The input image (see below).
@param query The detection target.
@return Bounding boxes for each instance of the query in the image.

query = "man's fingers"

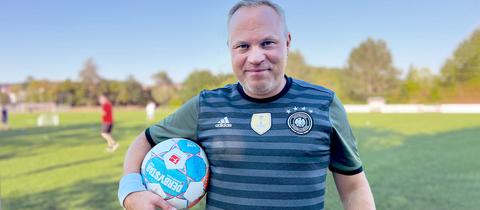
[152,195,176,210]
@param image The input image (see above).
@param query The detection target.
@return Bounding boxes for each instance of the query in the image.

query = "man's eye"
[262,41,274,47]
[235,44,249,49]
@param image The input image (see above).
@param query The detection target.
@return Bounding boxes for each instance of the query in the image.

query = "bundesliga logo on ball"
[141,138,210,209]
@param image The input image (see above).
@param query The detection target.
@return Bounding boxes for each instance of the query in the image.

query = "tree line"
[2,28,479,106]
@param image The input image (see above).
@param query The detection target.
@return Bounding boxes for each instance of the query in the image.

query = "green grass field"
[0,109,479,209]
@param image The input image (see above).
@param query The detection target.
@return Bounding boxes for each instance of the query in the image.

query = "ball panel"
[159,172,188,197]
[155,139,177,153]
[183,182,205,202]
[185,156,206,182]
[177,139,200,154]
[147,183,166,198]
[164,148,188,170]
[144,157,167,184]
[167,197,188,209]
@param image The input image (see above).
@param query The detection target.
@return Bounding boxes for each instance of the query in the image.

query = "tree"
[78,58,102,105]
[216,73,237,87]
[55,79,77,105]
[151,71,177,106]
[152,71,174,86]
[96,78,147,106]
[0,92,9,105]
[440,28,480,85]
[179,70,220,102]
[437,28,480,102]
[285,50,349,101]
[285,50,312,80]
[24,78,51,102]
[99,80,121,105]
[118,75,145,105]
[399,65,437,103]
[345,38,400,101]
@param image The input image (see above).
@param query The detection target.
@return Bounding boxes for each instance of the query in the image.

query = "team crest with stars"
[286,106,314,135]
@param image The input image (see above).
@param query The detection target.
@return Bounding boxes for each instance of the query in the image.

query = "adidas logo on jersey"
[215,117,232,128]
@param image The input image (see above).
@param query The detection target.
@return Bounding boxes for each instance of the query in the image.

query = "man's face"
[98,96,106,104]
[228,5,291,98]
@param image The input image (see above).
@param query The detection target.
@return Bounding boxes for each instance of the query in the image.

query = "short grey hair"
[227,0,289,36]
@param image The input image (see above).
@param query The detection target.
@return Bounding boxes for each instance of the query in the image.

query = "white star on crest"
[309,109,313,113]
[302,107,306,110]
[286,109,291,114]
[293,106,298,111]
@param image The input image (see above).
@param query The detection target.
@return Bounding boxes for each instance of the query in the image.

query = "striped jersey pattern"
[197,77,334,210]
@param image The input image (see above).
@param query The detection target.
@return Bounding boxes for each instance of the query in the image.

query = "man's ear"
[286,32,291,53]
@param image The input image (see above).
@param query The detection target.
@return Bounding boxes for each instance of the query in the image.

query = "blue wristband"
[118,173,147,208]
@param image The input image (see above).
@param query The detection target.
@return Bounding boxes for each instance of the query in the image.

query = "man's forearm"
[341,184,375,210]
[123,132,152,174]
[333,172,376,210]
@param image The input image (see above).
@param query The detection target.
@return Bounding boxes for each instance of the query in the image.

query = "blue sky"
[1,0,479,84]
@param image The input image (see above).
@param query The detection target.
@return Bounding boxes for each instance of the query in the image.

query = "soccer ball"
[141,138,209,209]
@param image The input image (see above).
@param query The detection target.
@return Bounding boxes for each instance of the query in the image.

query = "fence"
[344,104,480,113]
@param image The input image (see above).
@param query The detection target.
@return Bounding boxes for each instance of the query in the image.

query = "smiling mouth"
[245,68,269,73]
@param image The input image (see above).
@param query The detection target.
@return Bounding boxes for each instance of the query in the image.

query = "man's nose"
[246,47,266,65]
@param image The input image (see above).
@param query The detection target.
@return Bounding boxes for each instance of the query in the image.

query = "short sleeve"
[145,95,199,147]
[328,94,363,175]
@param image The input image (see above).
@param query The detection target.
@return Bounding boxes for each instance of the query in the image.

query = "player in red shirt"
[99,95,119,152]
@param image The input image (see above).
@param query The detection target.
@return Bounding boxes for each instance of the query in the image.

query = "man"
[145,101,156,121]
[99,95,119,152]
[118,0,375,209]
[1,105,8,130]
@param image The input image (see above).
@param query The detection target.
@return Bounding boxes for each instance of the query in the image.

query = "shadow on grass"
[16,156,113,178]
[0,123,99,139]
[4,177,206,210]
[0,123,99,147]
[0,123,147,160]
[325,126,480,210]
[3,122,479,210]
[0,123,99,160]
[3,177,119,210]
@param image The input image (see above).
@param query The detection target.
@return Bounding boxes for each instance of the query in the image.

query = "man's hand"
[124,191,176,210]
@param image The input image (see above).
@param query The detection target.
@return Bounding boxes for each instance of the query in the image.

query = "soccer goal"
[37,112,60,127]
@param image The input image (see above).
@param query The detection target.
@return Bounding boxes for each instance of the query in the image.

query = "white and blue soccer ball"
[141,138,209,209]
